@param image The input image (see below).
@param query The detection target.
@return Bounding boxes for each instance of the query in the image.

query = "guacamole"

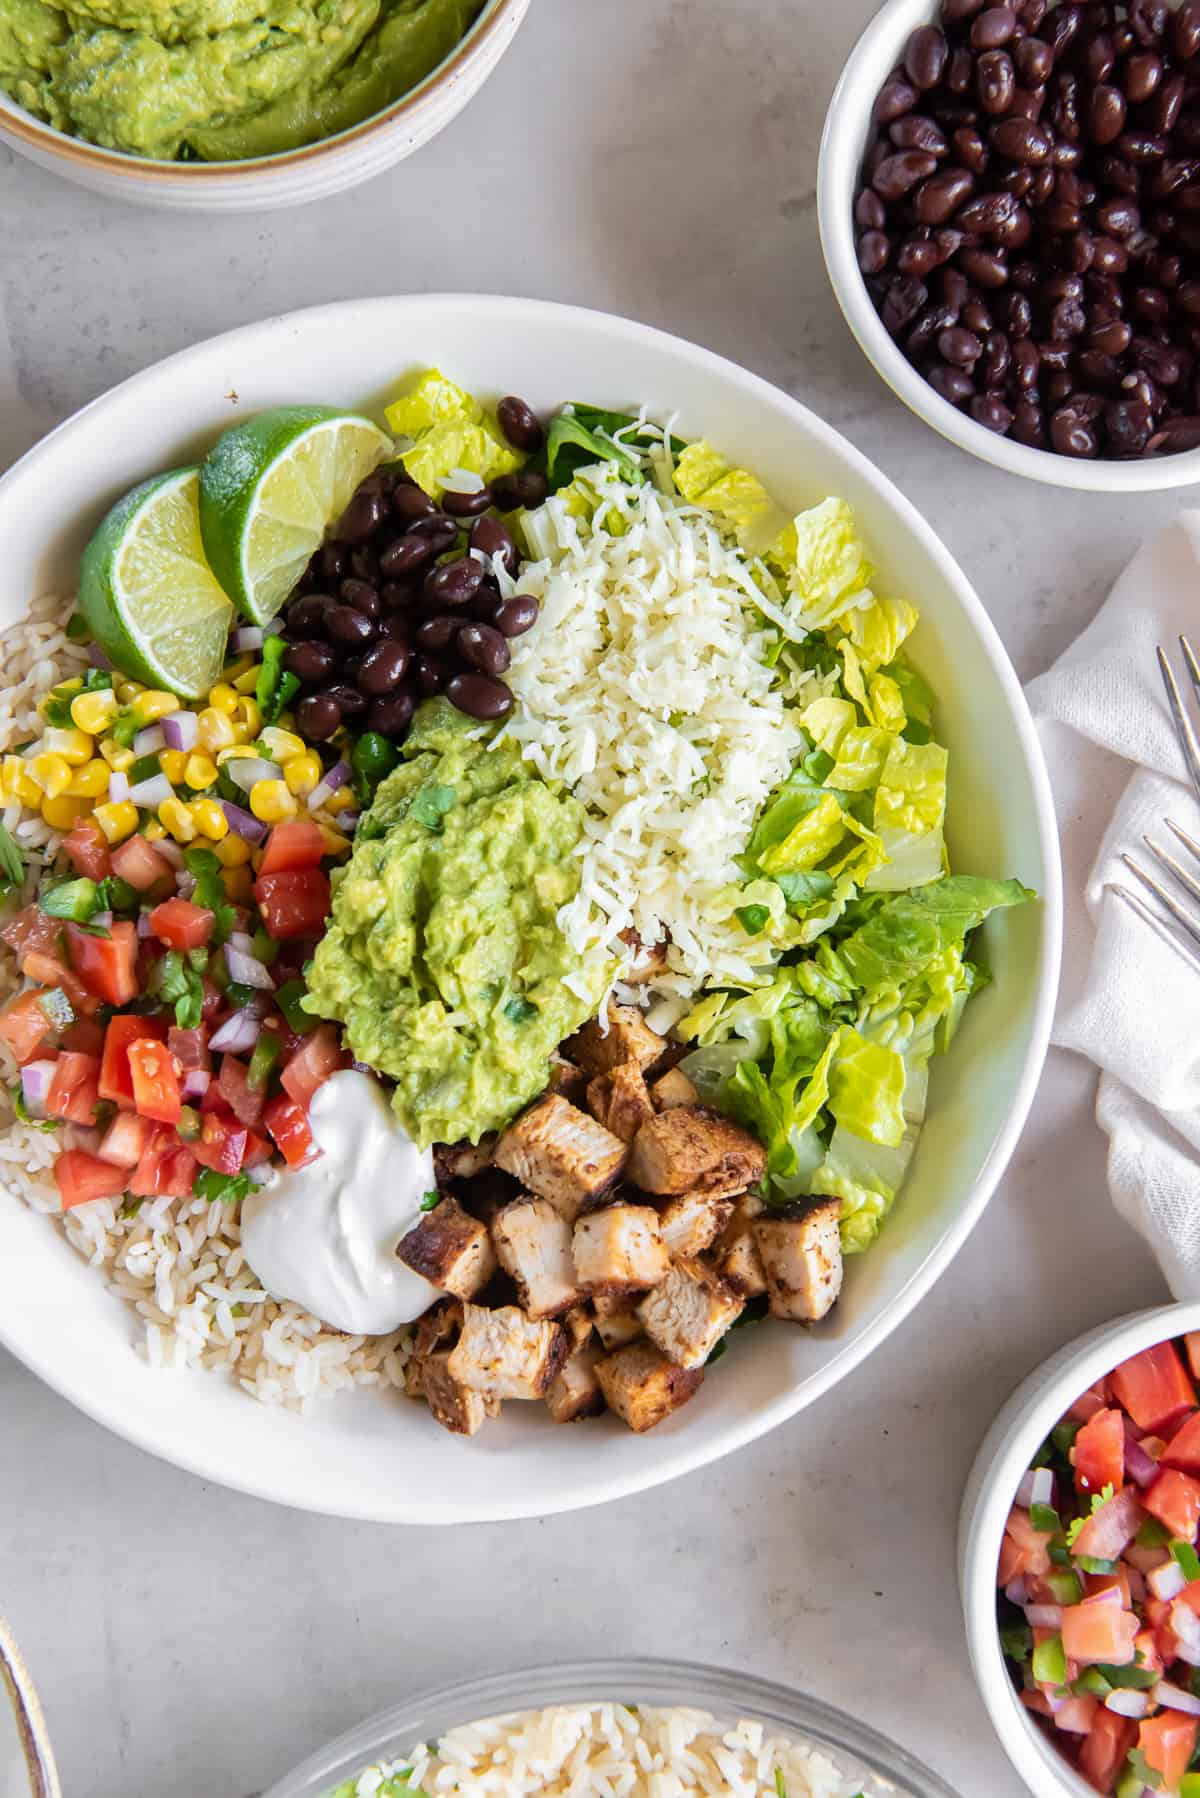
[0,0,481,160]
[305,701,608,1149]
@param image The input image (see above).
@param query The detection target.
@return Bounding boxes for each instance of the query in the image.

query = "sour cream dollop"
[240,1069,441,1335]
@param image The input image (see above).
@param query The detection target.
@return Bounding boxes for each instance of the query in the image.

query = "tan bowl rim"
[0,0,515,180]
[0,1615,60,1798]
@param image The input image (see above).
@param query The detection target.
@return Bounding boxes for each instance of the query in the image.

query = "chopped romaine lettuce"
[384,369,523,498]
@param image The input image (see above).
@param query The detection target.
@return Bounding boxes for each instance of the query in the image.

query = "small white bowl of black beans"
[818,0,1200,489]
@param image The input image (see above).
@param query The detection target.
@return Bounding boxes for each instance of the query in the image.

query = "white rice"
[0,593,412,1411]
[349,1705,861,1798]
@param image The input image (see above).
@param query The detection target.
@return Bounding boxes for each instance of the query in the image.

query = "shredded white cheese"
[499,466,807,999]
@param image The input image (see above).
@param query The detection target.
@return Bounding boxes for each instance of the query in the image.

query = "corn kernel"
[42,727,92,767]
[2,757,40,807]
[136,690,180,723]
[70,689,119,734]
[207,683,239,716]
[222,865,254,903]
[196,708,237,754]
[94,800,138,844]
[114,678,144,704]
[42,794,87,829]
[31,753,70,799]
[143,819,167,842]
[327,785,356,814]
[223,654,254,684]
[235,697,262,737]
[215,744,252,765]
[249,779,297,824]
[158,796,196,843]
[191,798,228,841]
[159,749,188,786]
[259,726,304,761]
[65,759,110,798]
[99,740,135,772]
[283,751,322,798]
[185,753,217,790]
[319,827,352,856]
[233,664,262,695]
[214,833,252,868]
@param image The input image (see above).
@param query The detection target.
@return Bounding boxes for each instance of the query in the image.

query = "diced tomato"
[201,977,224,1024]
[1133,1628,1163,1677]
[1186,1333,1200,1383]
[1162,1411,1200,1475]
[1078,1710,1136,1794]
[1071,1484,1145,1563]
[0,990,56,1063]
[1,905,63,967]
[1053,1695,1099,1736]
[263,1092,316,1169]
[22,949,97,1017]
[1143,1467,1200,1543]
[1137,1713,1199,1788]
[60,817,112,880]
[99,1014,166,1107]
[193,1111,247,1176]
[1069,1384,1110,1425]
[1111,1341,1197,1435]
[62,1016,105,1056]
[258,818,326,877]
[110,833,173,893]
[998,1506,1054,1584]
[167,1025,210,1071]
[1021,1689,1055,1718]
[97,1110,152,1168]
[45,1050,101,1126]
[1073,1407,1126,1496]
[54,1148,126,1209]
[65,920,137,1007]
[130,1123,197,1198]
[280,1023,349,1107]
[148,897,214,952]
[252,868,331,941]
[127,1037,182,1125]
[1061,1598,1139,1666]
[217,1055,264,1128]
[241,1127,272,1167]
[1085,1568,1132,1608]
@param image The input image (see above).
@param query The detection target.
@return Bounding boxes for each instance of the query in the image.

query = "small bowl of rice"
[260,1658,959,1798]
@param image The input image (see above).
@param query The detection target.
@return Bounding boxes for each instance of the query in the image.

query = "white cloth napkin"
[1025,513,1200,1299]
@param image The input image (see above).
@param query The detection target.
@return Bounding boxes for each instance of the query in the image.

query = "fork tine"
[1157,645,1200,808]
[1121,851,1200,952]
[1181,636,1200,708]
[1143,833,1200,909]
[1166,818,1200,869]
[1110,882,1200,975]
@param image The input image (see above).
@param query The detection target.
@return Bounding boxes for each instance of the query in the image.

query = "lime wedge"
[78,467,234,700]
[199,406,392,625]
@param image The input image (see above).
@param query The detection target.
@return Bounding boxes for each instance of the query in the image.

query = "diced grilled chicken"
[411,1295,463,1358]
[592,1293,645,1351]
[562,1304,595,1354]
[711,1195,768,1298]
[595,1341,704,1433]
[397,1195,496,1300]
[754,1200,844,1323]
[547,1056,588,1108]
[407,1350,495,1437]
[618,929,669,986]
[491,1196,580,1320]
[573,1204,669,1297]
[447,1303,568,1401]
[637,1260,744,1369]
[658,1190,733,1261]
[586,1062,655,1145]
[651,1067,699,1112]
[627,1106,766,1198]
[545,1342,606,1423]
[434,1135,497,1183]
[495,1094,627,1223]
[563,1005,666,1076]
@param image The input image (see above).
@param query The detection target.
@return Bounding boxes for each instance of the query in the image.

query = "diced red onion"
[307,760,351,812]
[175,871,197,899]
[1105,1689,1151,1720]
[351,1059,372,1074]
[136,912,155,938]
[337,809,360,830]
[224,942,274,991]
[209,1011,262,1054]
[1024,1604,1062,1630]
[231,626,264,652]
[20,1058,56,1116]
[107,769,130,803]
[181,1068,211,1100]
[263,618,285,638]
[229,931,256,956]
[1152,1679,1200,1717]
[1004,1576,1030,1607]
[1150,1560,1188,1602]
[1041,1688,1068,1715]
[161,711,198,752]
[442,467,486,494]
[1125,1432,1161,1490]
[1171,1598,1200,1664]
[128,772,173,808]
[1016,1468,1055,1511]
[87,642,113,671]
[220,799,267,843]
[226,757,276,794]
[132,724,165,756]
[155,839,184,870]
[90,911,112,930]
[1080,1585,1122,1608]
[1125,1565,1147,1606]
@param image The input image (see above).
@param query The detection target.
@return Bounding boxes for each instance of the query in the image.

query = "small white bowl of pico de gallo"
[961,1302,1200,1798]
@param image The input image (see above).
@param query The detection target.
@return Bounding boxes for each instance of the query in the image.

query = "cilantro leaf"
[1065,1482,1114,1550]
[0,821,24,892]
[503,996,538,1025]
[156,949,205,1029]
[193,1167,253,1205]
[409,784,456,832]
[10,1083,61,1132]
[255,637,301,728]
[419,1190,441,1212]
[735,903,771,936]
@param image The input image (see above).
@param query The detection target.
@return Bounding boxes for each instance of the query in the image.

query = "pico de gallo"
[0,812,352,1210]
[999,1334,1200,1796]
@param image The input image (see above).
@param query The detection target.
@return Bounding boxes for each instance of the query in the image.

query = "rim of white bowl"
[816,0,1200,493]
[0,296,1063,1520]
[960,1299,1200,1798]
[0,0,522,184]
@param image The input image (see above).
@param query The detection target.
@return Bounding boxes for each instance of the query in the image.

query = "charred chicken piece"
[595,1340,704,1433]
[627,1105,766,1198]
[572,1204,669,1298]
[586,1062,655,1145]
[397,1194,496,1300]
[491,1196,581,1320]
[754,1200,844,1323]
[447,1302,568,1402]
[495,1093,627,1223]
[563,1005,666,1076]
[636,1259,744,1369]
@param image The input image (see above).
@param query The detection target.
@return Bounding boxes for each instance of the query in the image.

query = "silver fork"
[1110,636,1200,973]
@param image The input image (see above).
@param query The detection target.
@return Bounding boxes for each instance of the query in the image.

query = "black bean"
[1013,336,1042,386]
[446,673,514,721]
[1130,0,1169,45]
[856,189,887,230]
[916,168,977,222]
[335,490,387,545]
[320,543,348,582]
[977,48,1017,112]
[891,114,949,155]
[1089,317,1133,353]
[496,396,545,453]
[938,325,984,364]
[340,577,380,618]
[874,151,939,200]
[357,641,409,695]
[953,126,990,174]
[881,276,930,334]
[970,393,1015,431]
[492,470,549,511]
[380,532,443,577]
[287,594,334,637]
[1096,196,1141,236]
[859,230,892,273]
[1105,396,1154,452]
[415,615,461,652]
[424,557,484,608]
[1170,0,1200,60]
[1088,83,1127,143]
[957,245,1010,285]
[1092,234,1130,274]
[470,514,520,574]
[457,623,512,678]
[412,655,449,696]
[962,298,995,332]
[1081,31,1117,82]
[972,6,1018,48]
[1050,404,1100,453]
[442,484,493,518]
[990,116,1053,161]
[378,614,413,647]
[366,689,417,737]
[392,483,439,525]
[285,640,338,684]
[1148,414,1200,452]
[494,595,539,638]
[326,605,376,648]
[1074,348,1123,388]
[324,683,367,720]
[905,23,948,89]
[898,237,945,275]
[1011,398,1048,444]
[294,694,342,742]
[1016,35,1054,84]
[957,189,1019,233]
[874,75,920,123]
[948,46,976,92]
[945,0,986,21]
[1005,291,1033,335]
[928,363,976,405]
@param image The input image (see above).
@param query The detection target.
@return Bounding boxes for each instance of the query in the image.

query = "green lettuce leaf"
[674,440,790,556]
[772,498,918,673]
[826,1027,906,1148]
[384,369,523,497]
[834,875,1035,995]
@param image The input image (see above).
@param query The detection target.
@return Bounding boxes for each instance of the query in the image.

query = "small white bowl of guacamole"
[0,0,529,209]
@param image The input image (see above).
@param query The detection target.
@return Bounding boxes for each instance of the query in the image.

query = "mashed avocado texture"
[305,701,608,1149]
[0,0,480,160]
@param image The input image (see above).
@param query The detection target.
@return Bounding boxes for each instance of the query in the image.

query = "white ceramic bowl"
[816,0,1200,493]
[0,0,529,212]
[959,1300,1200,1798]
[0,294,1061,1522]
